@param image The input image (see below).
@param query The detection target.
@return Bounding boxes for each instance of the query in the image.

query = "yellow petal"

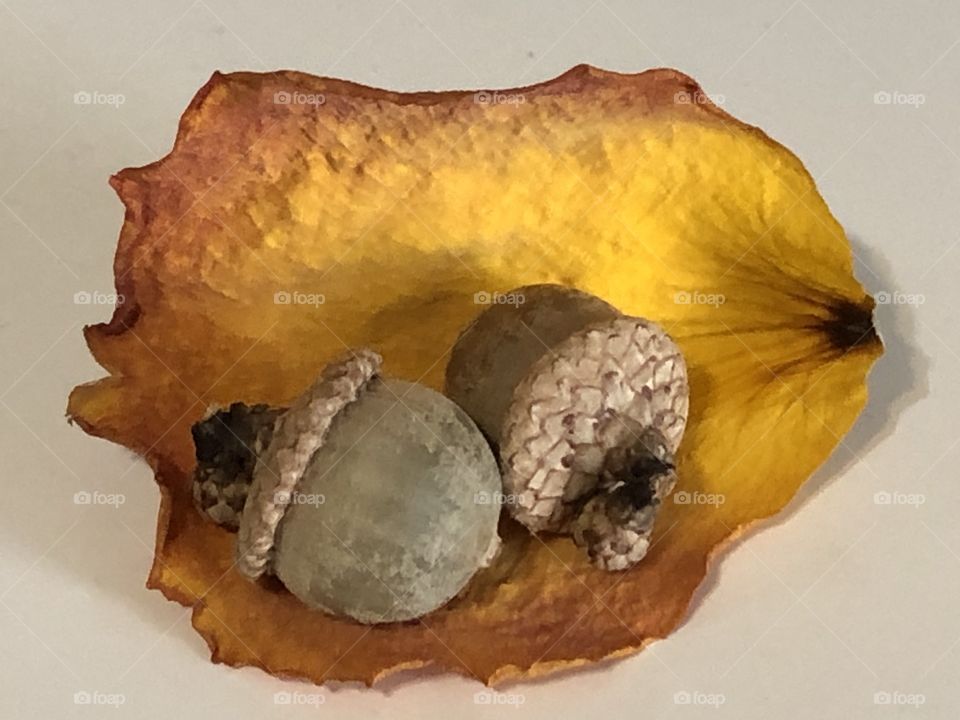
[67,65,881,685]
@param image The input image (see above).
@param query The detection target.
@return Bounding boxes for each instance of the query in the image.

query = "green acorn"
[192,350,501,624]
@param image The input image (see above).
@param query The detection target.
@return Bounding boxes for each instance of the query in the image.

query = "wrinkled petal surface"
[67,65,882,686]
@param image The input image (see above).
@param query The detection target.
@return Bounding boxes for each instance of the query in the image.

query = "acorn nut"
[445,284,689,571]
[192,349,502,624]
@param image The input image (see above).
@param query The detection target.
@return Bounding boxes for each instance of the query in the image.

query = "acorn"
[445,285,689,571]
[192,349,502,624]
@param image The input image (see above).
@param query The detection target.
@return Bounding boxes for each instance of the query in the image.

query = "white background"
[1,1,957,717]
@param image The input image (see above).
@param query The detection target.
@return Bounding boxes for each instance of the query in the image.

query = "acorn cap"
[236,349,382,579]
[499,316,689,534]
[191,402,282,530]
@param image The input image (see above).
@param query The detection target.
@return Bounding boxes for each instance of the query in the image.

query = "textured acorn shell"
[271,378,501,624]
[445,284,619,443]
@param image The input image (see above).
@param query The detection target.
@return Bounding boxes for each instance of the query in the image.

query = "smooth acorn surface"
[445,284,618,444]
[266,379,501,623]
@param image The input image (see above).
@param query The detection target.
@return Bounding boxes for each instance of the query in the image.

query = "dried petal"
[67,65,882,686]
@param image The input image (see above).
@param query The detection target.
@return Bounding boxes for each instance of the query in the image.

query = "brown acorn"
[446,285,689,570]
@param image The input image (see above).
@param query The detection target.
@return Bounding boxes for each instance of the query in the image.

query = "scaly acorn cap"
[499,317,689,537]
[235,349,382,579]
[191,402,283,530]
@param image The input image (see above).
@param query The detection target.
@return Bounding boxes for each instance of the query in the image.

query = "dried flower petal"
[67,65,882,686]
